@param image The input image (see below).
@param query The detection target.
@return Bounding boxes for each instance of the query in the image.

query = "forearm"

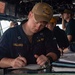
[67,35,72,42]
[0,58,14,68]
[62,17,66,30]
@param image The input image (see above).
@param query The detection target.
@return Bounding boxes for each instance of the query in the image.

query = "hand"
[10,56,27,68]
[58,48,64,55]
[34,54,48,66]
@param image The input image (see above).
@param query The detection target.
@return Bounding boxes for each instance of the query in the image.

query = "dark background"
[1,0,75,15]
[0,0,74,20]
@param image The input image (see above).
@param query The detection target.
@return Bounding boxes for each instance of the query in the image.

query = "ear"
[28,11,33,19]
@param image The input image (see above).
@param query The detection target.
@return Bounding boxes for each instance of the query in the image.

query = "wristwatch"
[46,56,53,64]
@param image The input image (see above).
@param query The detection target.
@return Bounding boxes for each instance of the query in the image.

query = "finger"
[12,60,23,68]
[34,54,39,59]
[37,60,44,66]
[17,57,27,65]
[15,62,22,67]
[16,60,25,67]
[11,57,26,68]
[40,62,45,66]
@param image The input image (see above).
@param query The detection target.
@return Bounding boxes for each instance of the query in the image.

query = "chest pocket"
[33,33,46,55]
[12,26,29,57]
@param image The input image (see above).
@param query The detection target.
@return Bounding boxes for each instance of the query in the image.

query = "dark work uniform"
[53,26,69,49]
[66,18,75,42]
[65,19,75,52]
[0,25,60,64]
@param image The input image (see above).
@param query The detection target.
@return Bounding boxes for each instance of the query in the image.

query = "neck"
[22,22,33,36]
[66,17,71,22]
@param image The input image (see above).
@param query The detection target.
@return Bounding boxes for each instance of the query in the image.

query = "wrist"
[0,58,14,68]
[8,58,14,67]
[46,56,53,64]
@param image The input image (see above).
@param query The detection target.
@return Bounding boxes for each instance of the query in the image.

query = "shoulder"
[34,27,53,39]
[42,27,52,34]
[2,25,20,37]
[69,19,75,24]
[40,27,53,39]
[54,26,65,33]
